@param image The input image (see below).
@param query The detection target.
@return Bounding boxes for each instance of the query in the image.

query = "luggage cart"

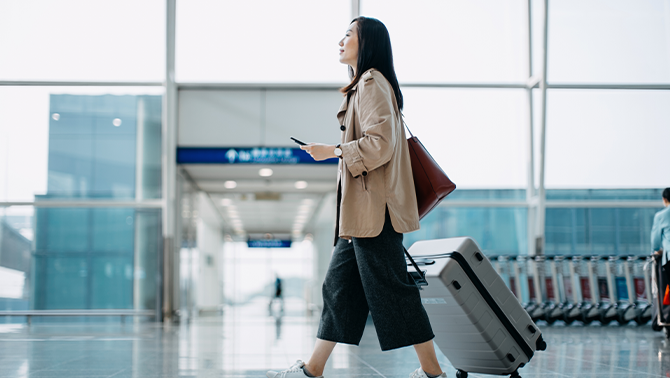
[650,254,670,338]
[559,256,575,316]
[581,256,602,324]
[494,256,514,293]
[490,255,501,277]
[543,256,566,324]
[614,256,638,325]
[634,256,653,325]
[525,256,547,322]
[511,255,530,305]
[562,256,585,324]
[597,256,619,325]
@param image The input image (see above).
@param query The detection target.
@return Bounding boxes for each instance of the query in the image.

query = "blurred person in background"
[269,274,284,316]
[267,16,445,378]
[652,188,670,263]
[652,188,670,330]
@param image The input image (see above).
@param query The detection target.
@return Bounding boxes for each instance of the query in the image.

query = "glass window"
[221,241,314,305]
[547,189,665,201]
[0,0,165,82]
[405,205,528,256]
[544,90,670,188]
[361,0,527,83]
[0,87,163,201]
[176,0,351,83]
[402,88,528,189]
[545,207,657,256]
[540,0,670,83]
[446,189,526,202]
[0,206,161,315]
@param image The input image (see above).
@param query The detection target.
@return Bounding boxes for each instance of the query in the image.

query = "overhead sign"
[247,239,292,248]
[177,147,338,165]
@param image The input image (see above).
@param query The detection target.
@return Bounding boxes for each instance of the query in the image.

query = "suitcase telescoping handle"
[405,247,429,287]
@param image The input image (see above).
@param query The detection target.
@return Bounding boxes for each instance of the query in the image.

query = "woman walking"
[267,17,445,378]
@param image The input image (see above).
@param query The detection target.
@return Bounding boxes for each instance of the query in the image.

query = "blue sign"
[177,147,338,165]
[247,240,292,248]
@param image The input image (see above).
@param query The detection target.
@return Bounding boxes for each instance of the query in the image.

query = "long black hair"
[341,17,403,110]
[663,187,670,202]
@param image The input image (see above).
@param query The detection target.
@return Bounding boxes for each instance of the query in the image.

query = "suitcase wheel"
[455,370,467,378]
[651,318,662,332]
[536,335,547,351]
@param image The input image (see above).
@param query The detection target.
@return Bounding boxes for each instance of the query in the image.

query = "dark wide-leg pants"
[317,210,435,351]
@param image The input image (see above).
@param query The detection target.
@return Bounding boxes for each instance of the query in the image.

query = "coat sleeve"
[340,72,397,178]
[651,211,663,252]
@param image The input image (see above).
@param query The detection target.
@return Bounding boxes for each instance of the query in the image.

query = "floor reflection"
[1,301,670,377]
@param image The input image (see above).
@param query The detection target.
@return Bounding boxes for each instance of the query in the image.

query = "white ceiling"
[182,164,338,237]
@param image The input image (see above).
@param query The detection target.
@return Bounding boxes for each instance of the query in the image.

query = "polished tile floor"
[1,300,670,378]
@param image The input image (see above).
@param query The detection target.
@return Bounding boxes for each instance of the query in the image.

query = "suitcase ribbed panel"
[409,237,542,376]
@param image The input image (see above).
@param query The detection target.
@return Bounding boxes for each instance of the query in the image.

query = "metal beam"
[3,80,668,91]
[434,200,663,209]
[177,82,346,90]
[438,201,529,208]
[176,82,529,90]
[176,82,670,91]
[0,81,162,87]
[547,83,670,90]
[402,83,528,89]
[526,76,541,89]
[545,201,662,209]
[0,310,155,316]
[1,199,658,210]
[0,201,163,208]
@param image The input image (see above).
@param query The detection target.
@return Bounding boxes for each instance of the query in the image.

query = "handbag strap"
[401,113,415,138]
[404,247,426,281]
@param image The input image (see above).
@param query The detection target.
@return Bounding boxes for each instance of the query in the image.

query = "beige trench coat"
[334,68,420,245]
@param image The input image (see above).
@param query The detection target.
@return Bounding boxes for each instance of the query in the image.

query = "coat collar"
[336,95,349,125]
[336,69,376,122]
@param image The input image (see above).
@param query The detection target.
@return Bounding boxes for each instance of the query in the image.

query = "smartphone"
[290,137,307,146]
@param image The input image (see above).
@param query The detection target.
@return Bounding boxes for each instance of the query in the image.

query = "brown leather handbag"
[405,124,456,220]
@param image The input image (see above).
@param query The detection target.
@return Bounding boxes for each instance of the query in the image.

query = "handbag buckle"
[409,271,428,288]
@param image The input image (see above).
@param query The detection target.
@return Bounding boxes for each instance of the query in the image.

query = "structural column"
[535,0,550,256]
[525,0,536,257]
[351,0,360,19]
[161,0,179,322]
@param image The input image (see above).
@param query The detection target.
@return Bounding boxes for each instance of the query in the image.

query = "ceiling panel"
[183,164,337,236]
[182,164,338,181]
[210,192,325,235]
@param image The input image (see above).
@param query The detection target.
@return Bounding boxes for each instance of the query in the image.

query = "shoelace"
[277,360,305,378]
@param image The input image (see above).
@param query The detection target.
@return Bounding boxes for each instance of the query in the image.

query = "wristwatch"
[334,144,343,158]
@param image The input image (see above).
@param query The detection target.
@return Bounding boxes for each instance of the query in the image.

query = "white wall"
[178,89,343,147]
[194,192,225,311]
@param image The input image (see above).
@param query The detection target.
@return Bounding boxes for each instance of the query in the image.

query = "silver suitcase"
[407,237,547,378]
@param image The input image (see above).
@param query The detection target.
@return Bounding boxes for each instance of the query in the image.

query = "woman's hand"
[301,143,337,161]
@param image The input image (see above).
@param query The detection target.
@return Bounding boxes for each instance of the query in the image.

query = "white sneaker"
[409,367,447,378]
[266,360,323,378]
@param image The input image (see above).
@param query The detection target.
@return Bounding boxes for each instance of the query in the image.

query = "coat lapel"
[336,84,358,126]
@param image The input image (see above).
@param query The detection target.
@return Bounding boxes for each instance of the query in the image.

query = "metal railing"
[0,310,156,325]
